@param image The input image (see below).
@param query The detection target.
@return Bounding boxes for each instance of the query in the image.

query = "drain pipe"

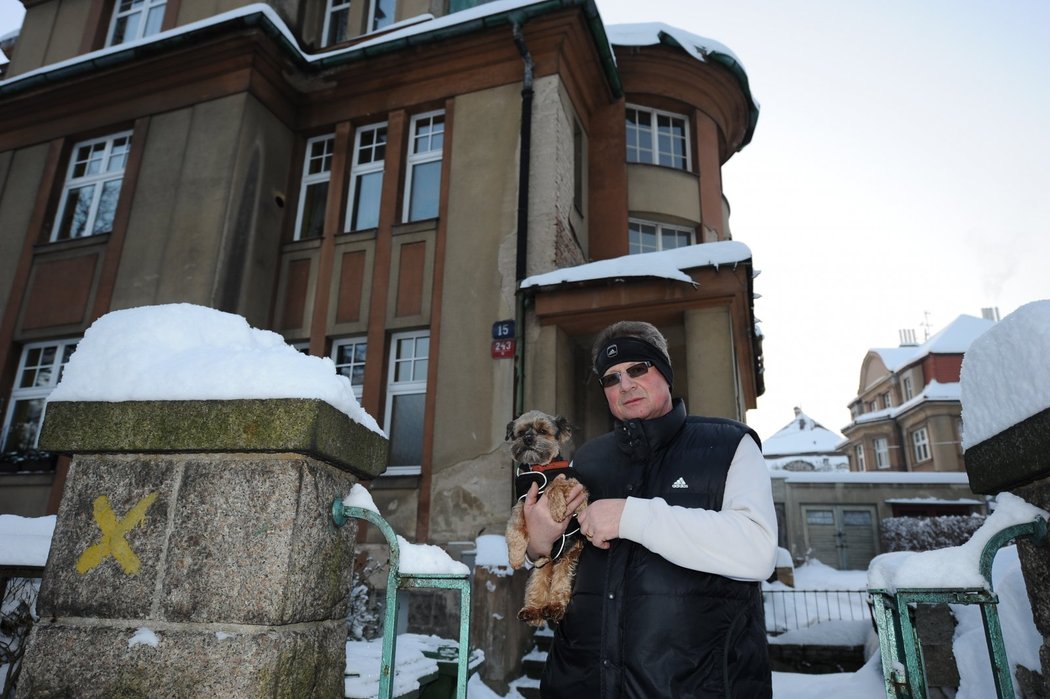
[512,19,534,420]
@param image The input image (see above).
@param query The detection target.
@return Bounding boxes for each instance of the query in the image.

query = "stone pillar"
[965,406,1050,695]
[17,398,387,698]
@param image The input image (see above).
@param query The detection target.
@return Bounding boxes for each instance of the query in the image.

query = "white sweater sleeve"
[617,435,778,581]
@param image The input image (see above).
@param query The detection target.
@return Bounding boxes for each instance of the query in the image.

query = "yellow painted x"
[76,492,159,576]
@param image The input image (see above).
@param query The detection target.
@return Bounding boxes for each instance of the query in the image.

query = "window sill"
[35,233,110,255]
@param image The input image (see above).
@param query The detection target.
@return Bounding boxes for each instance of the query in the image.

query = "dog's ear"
[505,420,517,442]
[554,416,573,442]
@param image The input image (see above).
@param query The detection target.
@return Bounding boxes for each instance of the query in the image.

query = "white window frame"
[106,0,167,46]
[853,443,866,471]
[874,437,890,469]
[294,134,335,241]
[625,104,691,170]
[332,337,367,400]
[902,375,914,401]
[322,0,351,47]
[368,0,396,31]
[1,338,79,453]
[383,330,429,476]
[51,132,133,242]
[627,218,695,255]
[912,427,931,463]
[402,111,445,223]
[345,122,387,231]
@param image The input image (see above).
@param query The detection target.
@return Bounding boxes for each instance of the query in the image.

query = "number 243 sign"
[491,339,515,359]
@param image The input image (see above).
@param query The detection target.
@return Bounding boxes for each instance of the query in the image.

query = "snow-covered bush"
[880,514,986,553]
[346,554,384,641]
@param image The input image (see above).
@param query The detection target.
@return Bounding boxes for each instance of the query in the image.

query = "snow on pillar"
[961,299,1050,695]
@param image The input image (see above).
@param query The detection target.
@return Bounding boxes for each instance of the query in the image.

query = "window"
[294,134,335,240]
[322,0,351,46]
[404,112,444,222]
[882,392,893,409]
[874,437,890,469]
[52,132,132,241]
[625,105,689,170]
[573,119,583,213]
[806,509,834,526]
[853,444,866,471]
[2,339,78,454]
[628,219,694,255]
[384,330,428,475]
[912,427,931,463]
[332,337,367,399]
[369,0,396,31]
[902,375,914,401]
[346,123,387,231]
[107,0,166,46]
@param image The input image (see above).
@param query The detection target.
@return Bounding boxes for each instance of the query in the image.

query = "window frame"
[625,104,691,171]
[402,110,445,223]
[51,131,133,242]
[368,0,396,32]
[332,336,367,400]
[322,0,351,47]
[1,338,79,454]
[293,134,336,241]
[628,218,695,255]
[853,443,866,471]
[873,437,890,469]
[902,375,914,401]
[383,329,429,476]
[106,0,167,47]
[911,426,931,463]
[345,122,388,232]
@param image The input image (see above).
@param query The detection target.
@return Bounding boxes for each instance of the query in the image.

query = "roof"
[762,408,845,458]
[605,22,759,148]
[520,240,751,289]
[871,314,994,372]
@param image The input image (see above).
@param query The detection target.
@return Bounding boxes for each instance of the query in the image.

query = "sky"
[2,0,1049,442]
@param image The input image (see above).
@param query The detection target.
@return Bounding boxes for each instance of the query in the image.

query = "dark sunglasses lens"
[626,362,650,378]
[599,373,619,388]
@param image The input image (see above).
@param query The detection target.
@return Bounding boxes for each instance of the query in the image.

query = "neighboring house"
[0,0,764,566]
[763,406,848,473]
[841,313,996,477]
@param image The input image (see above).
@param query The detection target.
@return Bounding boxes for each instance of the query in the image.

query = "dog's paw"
[540,604,566,623]
[517,607,547,627]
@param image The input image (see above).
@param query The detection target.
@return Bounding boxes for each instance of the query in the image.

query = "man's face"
[601,360,673,422]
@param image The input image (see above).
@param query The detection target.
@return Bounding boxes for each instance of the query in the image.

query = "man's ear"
[555,416,573,442]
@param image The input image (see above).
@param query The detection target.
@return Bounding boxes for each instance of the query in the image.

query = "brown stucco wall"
[0,145,49,314]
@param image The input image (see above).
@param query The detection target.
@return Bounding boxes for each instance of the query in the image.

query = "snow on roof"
[605,21,758,114]
[0,514,55,567]
[771,470,971,485]
[761,408,844,457]
[961,299,1050,448]
[851,380,961,426]
[0,0,552,90]
[520,240,751,289]
[884,497,984,505]
[47,303,383,435]
[871,314,994,372]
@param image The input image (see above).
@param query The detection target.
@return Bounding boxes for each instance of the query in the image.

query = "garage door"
[801,505,878,570]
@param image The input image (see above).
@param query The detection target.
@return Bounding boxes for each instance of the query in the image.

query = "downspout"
[511,19,533,420]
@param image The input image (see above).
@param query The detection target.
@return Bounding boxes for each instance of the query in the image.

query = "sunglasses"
[598,361,653,388]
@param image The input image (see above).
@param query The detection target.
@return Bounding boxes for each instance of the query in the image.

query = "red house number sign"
[491,320,515,359]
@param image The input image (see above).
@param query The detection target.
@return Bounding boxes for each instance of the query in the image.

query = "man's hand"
[577,498,625,550]
[522,476,586,560]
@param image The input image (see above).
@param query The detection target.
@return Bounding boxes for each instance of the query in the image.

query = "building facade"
[0,0,764,558]
[840,315,995,478]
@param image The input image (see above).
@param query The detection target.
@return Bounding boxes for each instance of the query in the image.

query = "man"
[523,320,777,698]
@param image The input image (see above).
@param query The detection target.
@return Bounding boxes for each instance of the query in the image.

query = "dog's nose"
[523,433,534,445]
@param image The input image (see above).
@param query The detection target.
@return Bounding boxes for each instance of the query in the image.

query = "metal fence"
[763,588,873,636]
[1,570,43,699]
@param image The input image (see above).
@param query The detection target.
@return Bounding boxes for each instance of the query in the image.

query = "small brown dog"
[504,410,588,626]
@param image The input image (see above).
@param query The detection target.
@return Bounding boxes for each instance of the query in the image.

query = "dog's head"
[505,410,573,466]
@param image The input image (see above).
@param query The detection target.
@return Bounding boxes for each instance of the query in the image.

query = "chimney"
[981,307,1000,322]
[898,328,918,346]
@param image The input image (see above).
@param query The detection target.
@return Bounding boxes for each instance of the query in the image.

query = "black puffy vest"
[540,400,772,699]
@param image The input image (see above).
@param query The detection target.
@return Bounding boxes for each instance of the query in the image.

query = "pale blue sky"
[2,0,1047,441]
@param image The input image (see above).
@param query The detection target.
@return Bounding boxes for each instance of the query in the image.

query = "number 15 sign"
[491,320,515,359]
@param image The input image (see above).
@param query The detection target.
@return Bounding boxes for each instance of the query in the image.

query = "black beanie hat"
[593,336,674,389]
